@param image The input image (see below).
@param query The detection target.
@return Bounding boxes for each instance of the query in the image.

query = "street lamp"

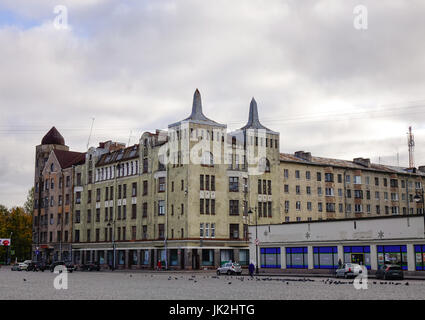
[106,221,116,270]
[247,207,259,275]
[414,188,425,231]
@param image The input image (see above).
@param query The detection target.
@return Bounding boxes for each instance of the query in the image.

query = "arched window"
[202,152,214,167]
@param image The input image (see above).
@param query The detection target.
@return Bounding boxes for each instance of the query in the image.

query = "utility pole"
[408,126,415,168]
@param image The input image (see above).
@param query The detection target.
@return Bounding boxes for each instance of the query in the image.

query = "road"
[1,267,424,300]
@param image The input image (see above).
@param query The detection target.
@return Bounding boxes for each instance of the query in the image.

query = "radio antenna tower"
[408,126,415,168]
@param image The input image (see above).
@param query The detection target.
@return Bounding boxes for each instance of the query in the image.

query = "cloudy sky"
[1,0,425,208]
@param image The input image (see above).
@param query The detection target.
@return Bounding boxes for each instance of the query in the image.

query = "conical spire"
[168,89,226,128]
[41,126,65,145]
[241,97,277,134]
[189,88,206,121]
[247,98,261,127]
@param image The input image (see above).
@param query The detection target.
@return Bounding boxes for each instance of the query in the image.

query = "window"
[317,172,322,181]
[284,185,289,193]
[200,199,204,214]
[354,176,361,185]
[390,179,398,188]
[229,200,239,215]
[296,201,301,211]
[143,181,148,196]
[87,210,91,223]
[306,171,311,180]
[229,224,239,239]
[202,152,214,166]
[354,190,363,199]
[211,200,215,215]
[325,173,333,182]
[296,185,301,195]
[142,202,148,217]
[284,169,289,178]
[229,177,239,192]
[355,204,362,213]
[318,202,323,212]
[132,226,136,240]
[132,204,137,219]
[325,188,334,196]
[295,170,300,179]
[132,183,137,197]
[317,187,322,196]
[158,224,165,240]
[375,177,379,186]
[158,200,165,216]
[383,178,388,187]
[326,203,335,212]
[158,177,165,192]
[200,223,204,238]
[75,210,80,223]
[211,175,215,191]
[346,175,351,183]
[337,174,342,183]
[307,202,312,211]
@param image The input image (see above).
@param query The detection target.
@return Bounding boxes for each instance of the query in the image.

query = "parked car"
[80,262,100,271]
[49,261,75,273]
[375,264,404,280]
[11,263,23,271]
[27,261,48,272]
[217,262,242,275]
[335,263,363,278]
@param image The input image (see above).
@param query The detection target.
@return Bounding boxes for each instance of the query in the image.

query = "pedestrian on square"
[248,262,255,278]
[157,260,162,271]
[338,259,342,269]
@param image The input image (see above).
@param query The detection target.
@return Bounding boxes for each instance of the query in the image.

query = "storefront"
[220,249,234,265]
[170,249,179,266]
[377,245,407,270]
[201,249,214,266]
[286,247,308,269]
[343,246,371,270]
[260,247,281,268]
[313,246,338,269]
[414,245,425,271]
[239,249,249,266]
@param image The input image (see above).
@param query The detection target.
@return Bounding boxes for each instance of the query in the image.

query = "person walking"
[248,262,255,278]
[157,260,162,271]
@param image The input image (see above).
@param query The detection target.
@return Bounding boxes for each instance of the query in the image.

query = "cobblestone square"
[1,267,425,300]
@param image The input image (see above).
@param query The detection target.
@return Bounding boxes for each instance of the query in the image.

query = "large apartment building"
[32,90,425,269]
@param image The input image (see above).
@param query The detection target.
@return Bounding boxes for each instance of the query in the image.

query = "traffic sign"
[0,239,10,246]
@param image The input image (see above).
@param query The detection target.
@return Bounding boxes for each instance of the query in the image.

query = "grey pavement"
[1,266,425,300]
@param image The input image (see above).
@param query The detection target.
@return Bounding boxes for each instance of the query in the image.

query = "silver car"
[217,262,242,275]
[335,263,363,278]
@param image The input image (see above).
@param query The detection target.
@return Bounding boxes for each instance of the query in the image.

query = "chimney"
[294,151,312,162]
[353,158,371,168]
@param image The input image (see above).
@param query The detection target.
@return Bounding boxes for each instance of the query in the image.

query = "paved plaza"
[1,267,425,300]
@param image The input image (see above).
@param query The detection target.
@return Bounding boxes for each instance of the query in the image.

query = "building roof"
[240,98,278,134]
[53,149,85,169]
[169,89,226,128]
[96,144,139,167]
[41,127,65,146]
[280,152,425,176]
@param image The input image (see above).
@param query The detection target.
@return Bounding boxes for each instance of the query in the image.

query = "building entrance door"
[351,253,364,265]
[192,249,199,269]
[180,249,185,270]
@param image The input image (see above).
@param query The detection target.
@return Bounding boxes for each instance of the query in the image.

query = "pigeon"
[405,282,409,286]
[228,282,232,284]
[23,279,26,282]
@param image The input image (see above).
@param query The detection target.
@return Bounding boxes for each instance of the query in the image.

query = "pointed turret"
[169,89,226,128]
[41,126,65,146]
[241,98,277,133]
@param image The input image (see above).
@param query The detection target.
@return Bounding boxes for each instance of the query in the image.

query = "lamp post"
[107,221,116,270]
[248,207,259,275]
[414,187,425,231]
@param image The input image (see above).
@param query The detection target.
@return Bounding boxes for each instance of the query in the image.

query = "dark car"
[80,262,101,271]
[375,264,404,280]
[27,261,42,272]
[49,261,75,273]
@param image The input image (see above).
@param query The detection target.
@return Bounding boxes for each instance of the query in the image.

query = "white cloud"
[1,0,425,207]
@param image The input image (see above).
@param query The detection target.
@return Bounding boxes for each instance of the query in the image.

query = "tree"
[24,187,34,215]
[0,206,32,263]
